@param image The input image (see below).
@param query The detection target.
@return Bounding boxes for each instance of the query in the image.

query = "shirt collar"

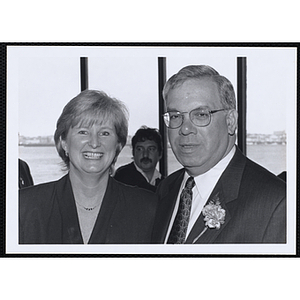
[134,162,162,185]
[183,145,236,199]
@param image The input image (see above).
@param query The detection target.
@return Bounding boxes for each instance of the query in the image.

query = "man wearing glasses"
[152,65,286,244]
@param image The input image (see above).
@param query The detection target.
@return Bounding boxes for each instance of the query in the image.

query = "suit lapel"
[89,177,119,243]
[152,169,185,243]
[56,175,83,244]
[185,189,232,244]
[185,148,246,244]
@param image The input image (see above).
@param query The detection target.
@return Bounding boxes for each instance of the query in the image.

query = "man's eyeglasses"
[163,107,227,129]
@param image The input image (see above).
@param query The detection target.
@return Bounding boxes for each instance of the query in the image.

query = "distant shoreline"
[19,144,55,147]
[19,142,286,147]
[19,130,286,147]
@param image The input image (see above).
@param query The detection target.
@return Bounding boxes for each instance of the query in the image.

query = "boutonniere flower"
[192,194,226,244]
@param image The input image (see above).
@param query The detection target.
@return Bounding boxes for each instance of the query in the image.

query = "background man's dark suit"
[114,162,163,192]
[152,147,286,244]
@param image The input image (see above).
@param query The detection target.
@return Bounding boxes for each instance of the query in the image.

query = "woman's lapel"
[89,177,119,243]
[56,175,83,243]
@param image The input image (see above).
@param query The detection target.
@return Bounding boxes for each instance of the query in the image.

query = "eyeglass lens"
[166,108,211,128]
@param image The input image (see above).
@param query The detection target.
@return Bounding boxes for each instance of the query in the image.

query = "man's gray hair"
[163,65,236,109]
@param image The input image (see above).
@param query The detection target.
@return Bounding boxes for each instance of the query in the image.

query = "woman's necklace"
[70,172,107,212]
[75,200,101,211]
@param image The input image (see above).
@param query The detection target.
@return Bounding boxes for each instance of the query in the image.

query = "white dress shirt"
[164,146,236,243]
[134,162,162,186]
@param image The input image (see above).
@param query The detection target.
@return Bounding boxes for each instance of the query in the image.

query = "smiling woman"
[19,90,158,244]
[63,123,119,176]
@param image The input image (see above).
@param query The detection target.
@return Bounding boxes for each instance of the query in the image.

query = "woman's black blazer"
[19,174,158,244]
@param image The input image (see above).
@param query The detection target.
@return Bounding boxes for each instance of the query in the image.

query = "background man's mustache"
[140,158,152,163]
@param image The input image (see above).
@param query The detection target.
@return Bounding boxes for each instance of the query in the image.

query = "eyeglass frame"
[163,106,228,129]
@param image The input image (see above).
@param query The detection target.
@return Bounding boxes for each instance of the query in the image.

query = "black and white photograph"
[5,44,296,255]
[1,1,300,296]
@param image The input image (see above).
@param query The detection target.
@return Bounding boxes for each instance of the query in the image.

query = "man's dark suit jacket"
[19,159,34,189]
[152,147,286,244]
[114,162,163,192]
[19,174,158,244]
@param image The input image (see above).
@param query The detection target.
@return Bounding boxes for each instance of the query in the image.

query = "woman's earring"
[65,148,69,157]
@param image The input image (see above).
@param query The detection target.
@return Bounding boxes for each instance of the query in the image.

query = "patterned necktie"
[167,177,195,244]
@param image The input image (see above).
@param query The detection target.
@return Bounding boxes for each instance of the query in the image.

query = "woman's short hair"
[54,90,129,169]
[163,65,236,110]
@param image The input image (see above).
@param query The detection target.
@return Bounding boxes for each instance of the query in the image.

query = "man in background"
[19,159,34,189]
[114,126,164,192]
[152,65,286,244]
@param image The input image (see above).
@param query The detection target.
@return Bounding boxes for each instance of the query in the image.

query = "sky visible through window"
[11,46,295,138]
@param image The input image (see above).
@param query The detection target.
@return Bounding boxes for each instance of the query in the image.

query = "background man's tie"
[167,177,195,244]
